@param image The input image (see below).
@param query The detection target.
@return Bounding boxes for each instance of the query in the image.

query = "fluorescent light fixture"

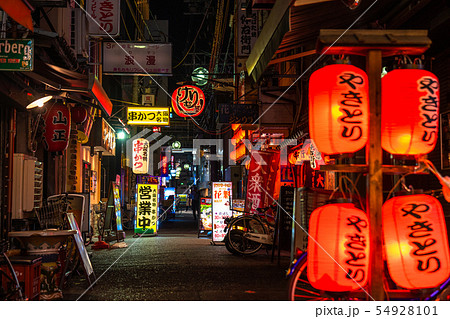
[117,131,126,140]
[26,95,53,109]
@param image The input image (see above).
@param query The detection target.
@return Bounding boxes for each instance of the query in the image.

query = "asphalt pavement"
[62,210,291,301]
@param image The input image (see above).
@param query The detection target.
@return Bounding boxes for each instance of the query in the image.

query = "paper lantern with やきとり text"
[383,194,450,289]
[307,202,370,292]
[43,102,71,152]
[382,69,440,155]
[309,64,369,155]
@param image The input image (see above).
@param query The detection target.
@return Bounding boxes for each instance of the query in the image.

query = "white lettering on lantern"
[418,76,439,146]
[338,72,365,141]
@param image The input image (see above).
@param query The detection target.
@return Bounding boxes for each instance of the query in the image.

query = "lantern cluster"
[309,64,439,156]
[307,203,370,291]
[383,194,450,289]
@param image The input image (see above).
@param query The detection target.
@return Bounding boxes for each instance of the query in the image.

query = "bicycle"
[224,204,277,256]
[287,249,450,301]
[0,240,25,301]
[287,160,450,301]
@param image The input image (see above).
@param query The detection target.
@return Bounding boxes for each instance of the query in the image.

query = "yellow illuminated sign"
[135,184,158,234]
[127,107,170,125]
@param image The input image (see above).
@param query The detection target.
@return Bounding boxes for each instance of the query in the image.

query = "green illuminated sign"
[0,39,33,71]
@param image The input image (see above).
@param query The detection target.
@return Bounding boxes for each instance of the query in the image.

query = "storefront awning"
[246,0,292,83]
[246,0,337,82]
[24,61,113,116]
[0,0,34,31]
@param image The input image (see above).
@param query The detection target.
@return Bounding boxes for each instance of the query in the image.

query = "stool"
[0,256,42,300]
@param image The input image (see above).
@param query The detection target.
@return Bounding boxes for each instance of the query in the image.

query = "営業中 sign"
[135,184,159,235]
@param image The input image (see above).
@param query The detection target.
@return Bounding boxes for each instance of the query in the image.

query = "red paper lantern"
[309,64,369,155]
[383,194,450,289]
[43,102,71,152]
[307,202,370,291]
[382,69,440,155]
[71,105,88,124]
[171,85,205,117]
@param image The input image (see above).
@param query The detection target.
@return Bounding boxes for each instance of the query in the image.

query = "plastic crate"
[1,256,42,300]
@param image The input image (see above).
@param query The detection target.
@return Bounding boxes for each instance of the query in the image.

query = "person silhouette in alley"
[190,186,200,220]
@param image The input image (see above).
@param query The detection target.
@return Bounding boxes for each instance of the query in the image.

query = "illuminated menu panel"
[212,182,232,242]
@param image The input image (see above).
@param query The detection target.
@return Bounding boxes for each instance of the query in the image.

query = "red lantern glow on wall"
[43,102,71,152]
[382,69,440,155]
[71,105,88,124]
[382,194,450,289]
[307,203,370,292]
[309,64,369,155]
[171,85,205,117]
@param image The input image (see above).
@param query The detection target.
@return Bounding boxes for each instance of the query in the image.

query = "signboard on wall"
[212,182,232,243]
[218,104,259,124]
[135,184,158,235]
[127,107,170,126]
[87,0,121,37]
[103,42,172,75]
[237,1,258,56]
[0,39,33,71]
[89,117,116,156]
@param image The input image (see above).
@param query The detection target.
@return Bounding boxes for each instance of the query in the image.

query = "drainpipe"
[7,109,16,233]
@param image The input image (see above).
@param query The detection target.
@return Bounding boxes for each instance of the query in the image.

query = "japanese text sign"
[237,2,258,56]
[88,0,120,37]
[127,107,170,126]
[171,85,205,117]
[245,150,280,214]
[135,184,158,235]
[212,182,232,242]
[102,42,172,75]
[132,138,149,174]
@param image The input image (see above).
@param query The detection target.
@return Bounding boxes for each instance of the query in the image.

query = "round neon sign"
[171,85,205,117]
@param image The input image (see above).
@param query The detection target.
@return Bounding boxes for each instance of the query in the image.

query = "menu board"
[200,198,212,231]
[212,182,233,242]
[113,183,122,231]
[277,186,294,251]
[135,184,158,235]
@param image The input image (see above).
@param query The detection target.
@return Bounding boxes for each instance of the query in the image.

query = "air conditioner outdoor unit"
[12,154,43,219]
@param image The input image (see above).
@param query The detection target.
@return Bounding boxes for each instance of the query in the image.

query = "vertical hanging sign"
[132,138,149,174]
[87,0,121,37]
[237,0,259,56]
[135,184,159,235]
[212,182,232,243]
